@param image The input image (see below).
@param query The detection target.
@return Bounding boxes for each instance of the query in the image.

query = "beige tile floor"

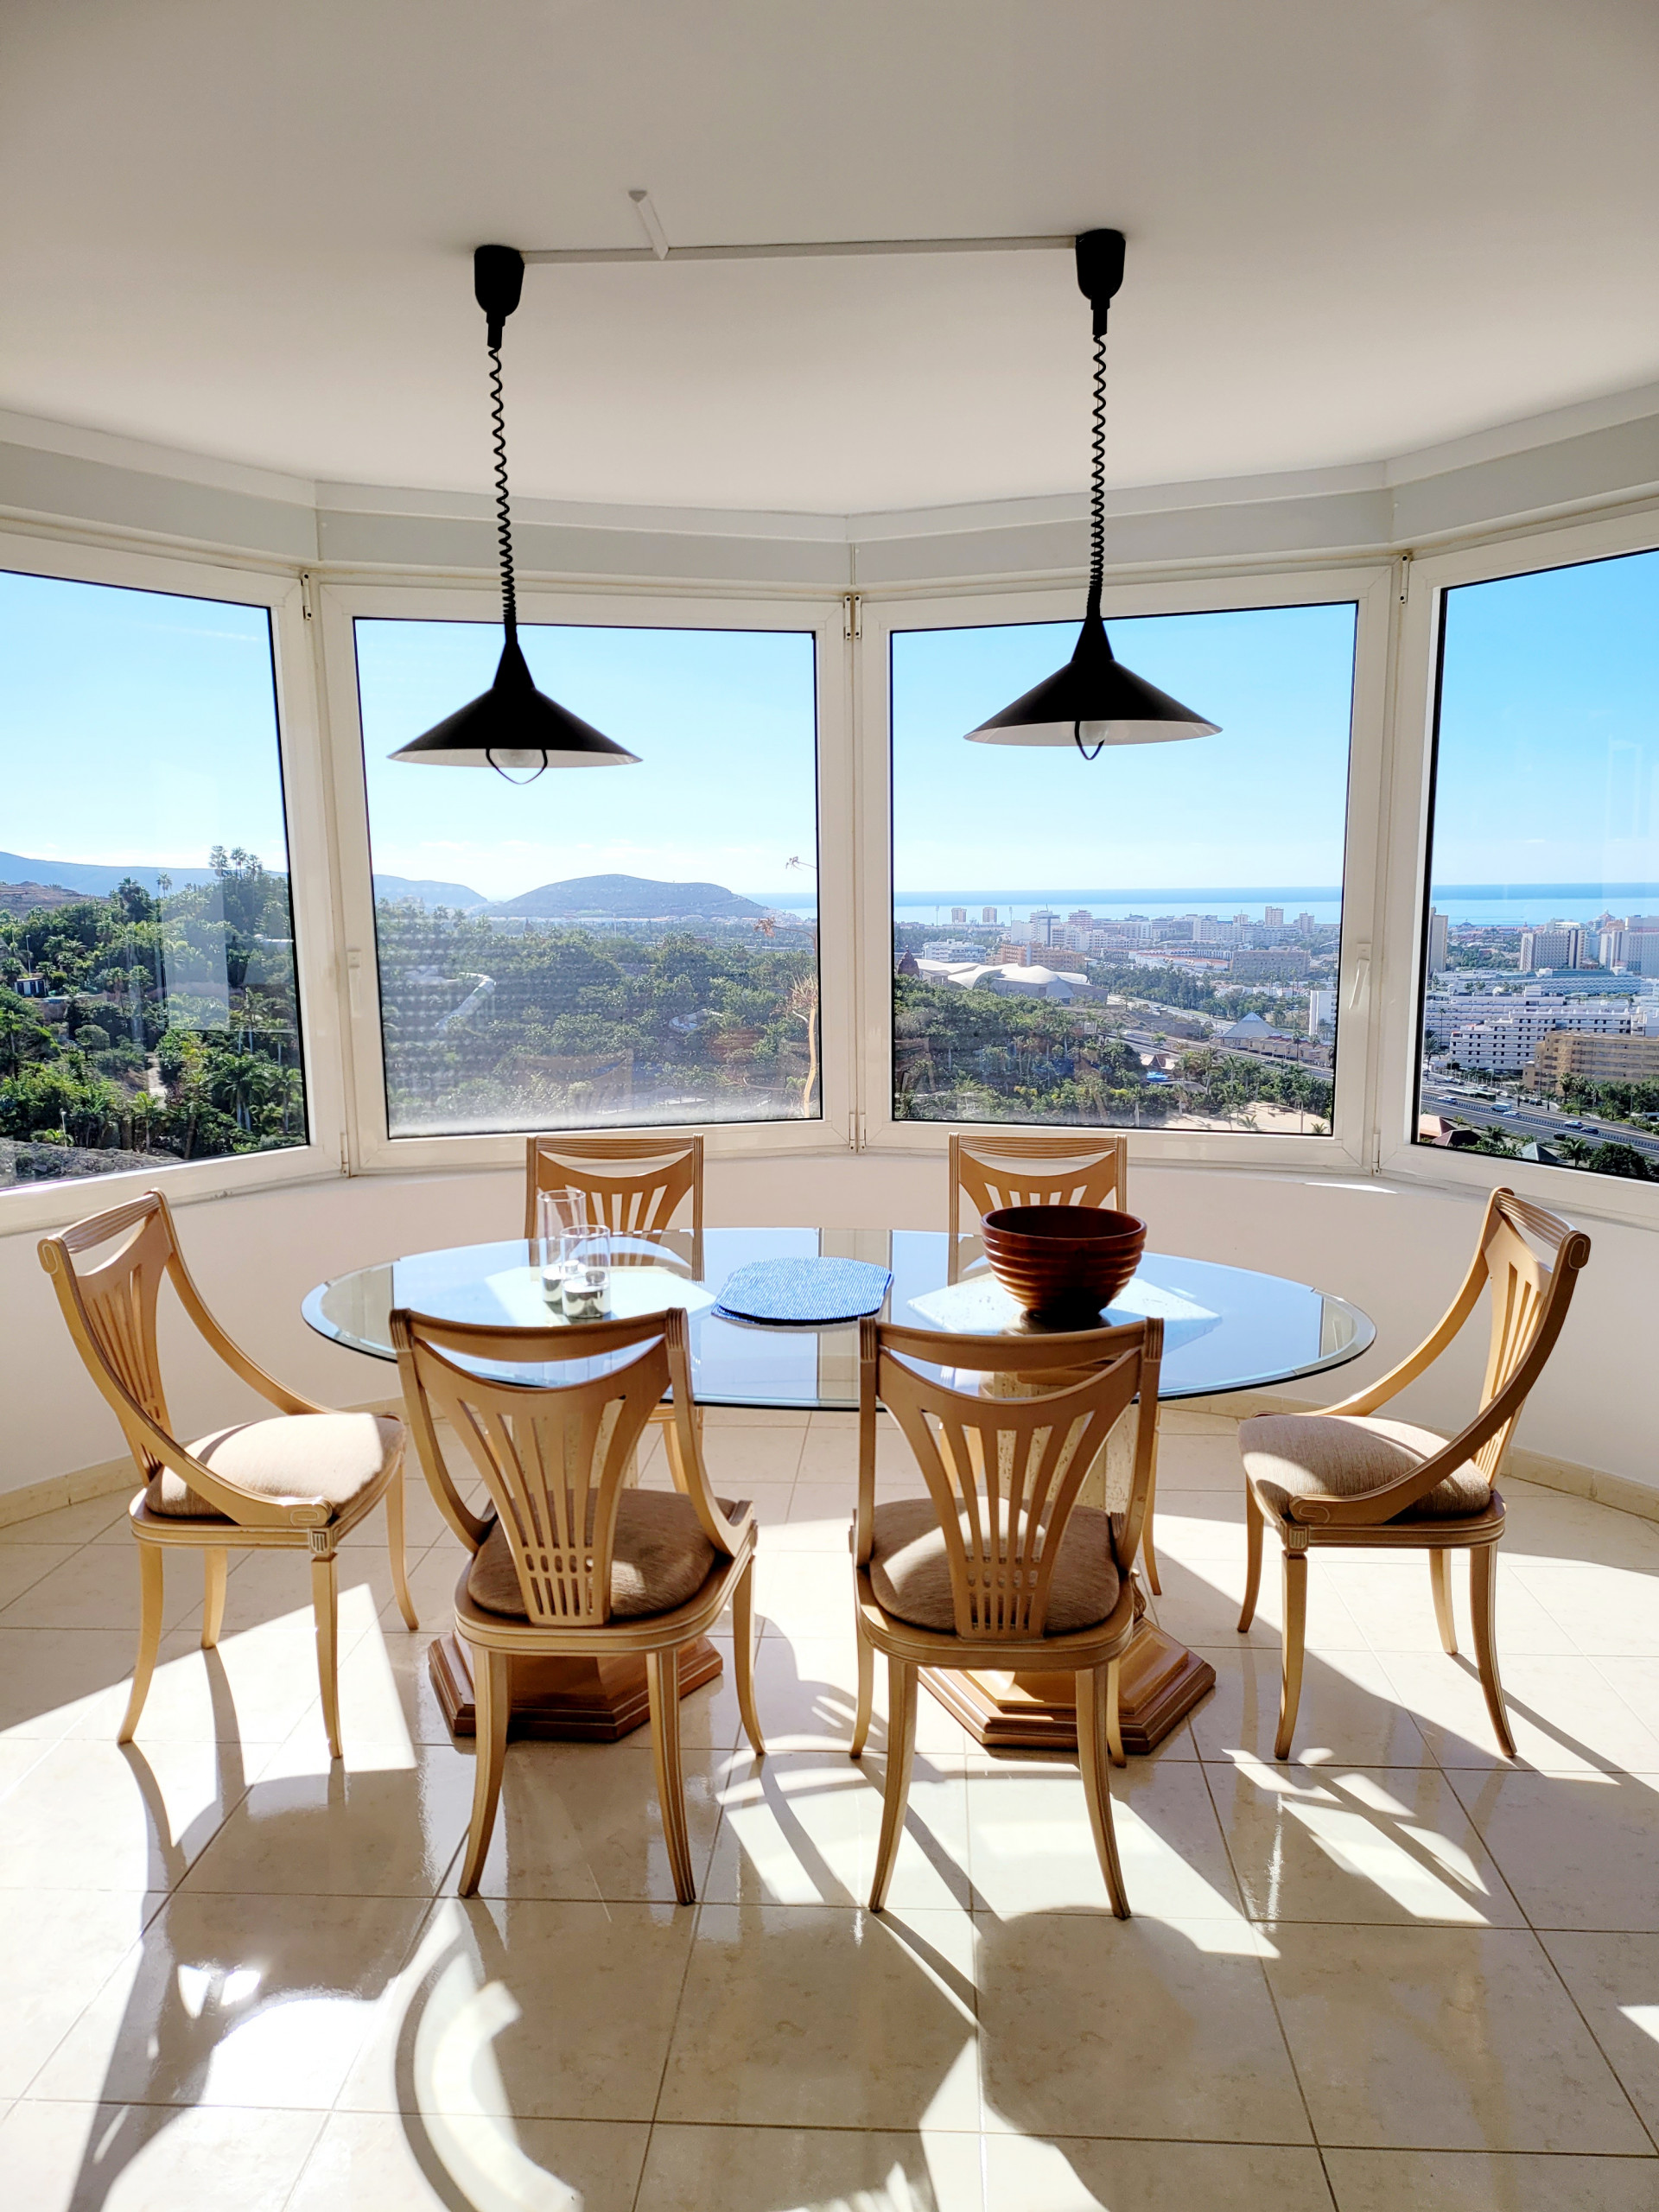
[3,1406,1659,2209]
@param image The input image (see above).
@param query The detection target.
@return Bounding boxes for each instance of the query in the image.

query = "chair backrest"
[524,1132,703,1241]
[391,1303,736,1621]
[38,1189,321,1523]
[1467,1191,1591,1484]
[947,1131,1128,1241]
[856,1314,1161,1639]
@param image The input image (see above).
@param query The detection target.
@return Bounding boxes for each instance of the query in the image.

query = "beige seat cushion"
[150,1412,404,1520]
[467,1490,747,1620]
[1241,1413,1492,1523]
[868,1496,1121,1635]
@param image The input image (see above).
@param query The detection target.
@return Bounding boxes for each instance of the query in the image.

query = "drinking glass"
[537,1186,589,1299]
[562,1227,613,1320]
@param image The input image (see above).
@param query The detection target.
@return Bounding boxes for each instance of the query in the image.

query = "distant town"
[7,849,1658,1185]
[893,899,1338,1134]
[1417,907,1659,1179]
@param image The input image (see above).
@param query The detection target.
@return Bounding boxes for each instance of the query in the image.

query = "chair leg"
[869,1656,918,1911]
[1470,1544,1516,1759]
[1105,1648,1127,1769]
[458,1646,510,1896]
[1141,1455,1162,1598]
[385,1471,419,1632]
[1077,1662,1131,1918]
[1429,1549,1458,1655]
[310,1551,342,1762]
[200,1548,228,1649]
[1238,1486,1264,1632]
[733,1557,765,1758]
[850,1622,874,1759]
[647,1646,697,1904]
[1274,1550,1308,1762]
[118,1543,165,1745]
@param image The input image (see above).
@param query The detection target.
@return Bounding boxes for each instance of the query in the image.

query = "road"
[1421,1086,1659,1164]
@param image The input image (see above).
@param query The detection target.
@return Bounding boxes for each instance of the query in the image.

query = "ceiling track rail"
[520,234,1072,267]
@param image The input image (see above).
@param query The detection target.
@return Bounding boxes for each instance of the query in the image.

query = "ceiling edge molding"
[0,381,1656,586]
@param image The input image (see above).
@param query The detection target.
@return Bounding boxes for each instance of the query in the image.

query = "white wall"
[6,1155,1652,1501]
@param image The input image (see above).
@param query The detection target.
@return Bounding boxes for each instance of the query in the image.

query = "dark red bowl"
[980,1204,1147,1316]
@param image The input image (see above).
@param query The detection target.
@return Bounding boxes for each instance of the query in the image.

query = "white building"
[920,938,982,963]
[914,959,1091,1004]
[1446,1003,1638,1074]
[1519,925,1584,970]
[1427,909,1448,973]
[1307,984,1336,1036]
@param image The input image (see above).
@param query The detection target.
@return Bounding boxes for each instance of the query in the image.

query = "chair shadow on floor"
[43,1553,1656,2212]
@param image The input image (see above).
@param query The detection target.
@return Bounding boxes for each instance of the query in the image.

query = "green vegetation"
[376,903,819,1131]
[892,976,1332,1130]
[0,849,304,1180]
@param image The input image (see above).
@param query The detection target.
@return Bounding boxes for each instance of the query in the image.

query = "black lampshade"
[390,634,639,771]
[967,614,1219,749]
[966,228,1218,756]
[394,245,639,781]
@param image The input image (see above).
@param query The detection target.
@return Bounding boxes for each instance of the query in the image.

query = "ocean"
[756,884,1659,930]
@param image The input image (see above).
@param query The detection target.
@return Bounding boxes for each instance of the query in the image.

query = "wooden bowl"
[980,1205,1147,1317]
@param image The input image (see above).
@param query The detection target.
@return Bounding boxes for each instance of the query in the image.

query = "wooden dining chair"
[39,1191,418,1758]
[850,1313,1163,1916]
[944,1131,1166,1588]
[524,1132,703,1243]
[391,1301,763,1902]
[1237,1187,1591,1761]
[946,1129,1128,1242]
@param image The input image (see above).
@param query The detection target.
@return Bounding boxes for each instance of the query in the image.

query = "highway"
[1421,1085,1659,1165]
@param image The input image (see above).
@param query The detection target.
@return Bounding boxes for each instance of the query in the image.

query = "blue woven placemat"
[714,1257,893,1326]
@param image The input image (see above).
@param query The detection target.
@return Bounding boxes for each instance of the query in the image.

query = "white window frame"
[1375,505,1659,1230]
[316,576,853,1174]
[855,565,1395,1171]
[0,527,346,1236]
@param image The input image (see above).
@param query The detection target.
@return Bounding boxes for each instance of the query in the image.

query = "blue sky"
[0,570,289,869]
[1432,548,1659,888]
[892,602,1357,892]
[354,620,818,899]
[2,552,1654,905]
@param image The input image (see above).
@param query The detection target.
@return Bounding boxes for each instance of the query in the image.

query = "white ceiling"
[4,0,1658,515]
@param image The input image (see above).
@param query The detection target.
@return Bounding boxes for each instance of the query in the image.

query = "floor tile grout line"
[1190,1748,1328,2166]
[1528,1917,1659,2158]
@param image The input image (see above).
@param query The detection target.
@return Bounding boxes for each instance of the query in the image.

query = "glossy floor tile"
[5,1432,1659,2203]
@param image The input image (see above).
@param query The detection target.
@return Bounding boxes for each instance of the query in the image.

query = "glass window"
[1416,546,1659,1183]
[0,570,307,1192]
[354,620,820,1135]
[889,603,1357,1134]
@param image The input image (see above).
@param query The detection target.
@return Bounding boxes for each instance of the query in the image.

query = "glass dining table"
[303,1227,1374,1754]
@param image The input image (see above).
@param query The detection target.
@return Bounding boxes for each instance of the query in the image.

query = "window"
[889,603,1358,1134]
[1416,546,1659,1184]
[0,570,307,1192]
[353,619,821,1136]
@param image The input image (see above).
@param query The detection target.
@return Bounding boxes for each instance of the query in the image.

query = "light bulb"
[492,749,543,772]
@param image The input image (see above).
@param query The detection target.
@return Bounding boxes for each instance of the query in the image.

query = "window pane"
[890,604,1357,1133]
[0,571,306,1192]
[354,620,820,1135]
[1417,547,1659,1181]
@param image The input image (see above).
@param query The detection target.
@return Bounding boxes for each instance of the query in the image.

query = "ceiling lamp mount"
[391,245,640,782]
[966,228,1220,759]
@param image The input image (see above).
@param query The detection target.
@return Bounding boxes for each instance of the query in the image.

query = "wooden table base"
[429,1633,724,1743]
[921,1619,1215,1755]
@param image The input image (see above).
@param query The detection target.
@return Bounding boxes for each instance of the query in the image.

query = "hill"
[482,874,766,920]
[0,880,92,916]
[0,851,216,899]
[372,874,486,909]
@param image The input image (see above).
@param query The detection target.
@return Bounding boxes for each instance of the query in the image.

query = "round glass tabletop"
[302,1226,1374,1410]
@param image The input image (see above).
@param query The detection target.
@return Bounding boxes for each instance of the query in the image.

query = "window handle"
[346,948,363,1019]
[1345,953,1370,1014]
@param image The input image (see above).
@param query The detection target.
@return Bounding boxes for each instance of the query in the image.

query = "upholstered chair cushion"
[150,1412,404,1519]
[1241,1413,1492,1522]
[868,1496,1122,1635]
[466,1490,747,1619]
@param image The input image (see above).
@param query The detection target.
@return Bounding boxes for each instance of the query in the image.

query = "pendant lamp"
[391,245,640,783]
[966,230,1219,758]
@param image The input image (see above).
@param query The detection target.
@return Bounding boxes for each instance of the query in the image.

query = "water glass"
[537,1187,589,1299]
[562,1227,613,1320]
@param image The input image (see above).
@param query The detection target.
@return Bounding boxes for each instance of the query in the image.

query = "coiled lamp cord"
[488,341,517,637]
